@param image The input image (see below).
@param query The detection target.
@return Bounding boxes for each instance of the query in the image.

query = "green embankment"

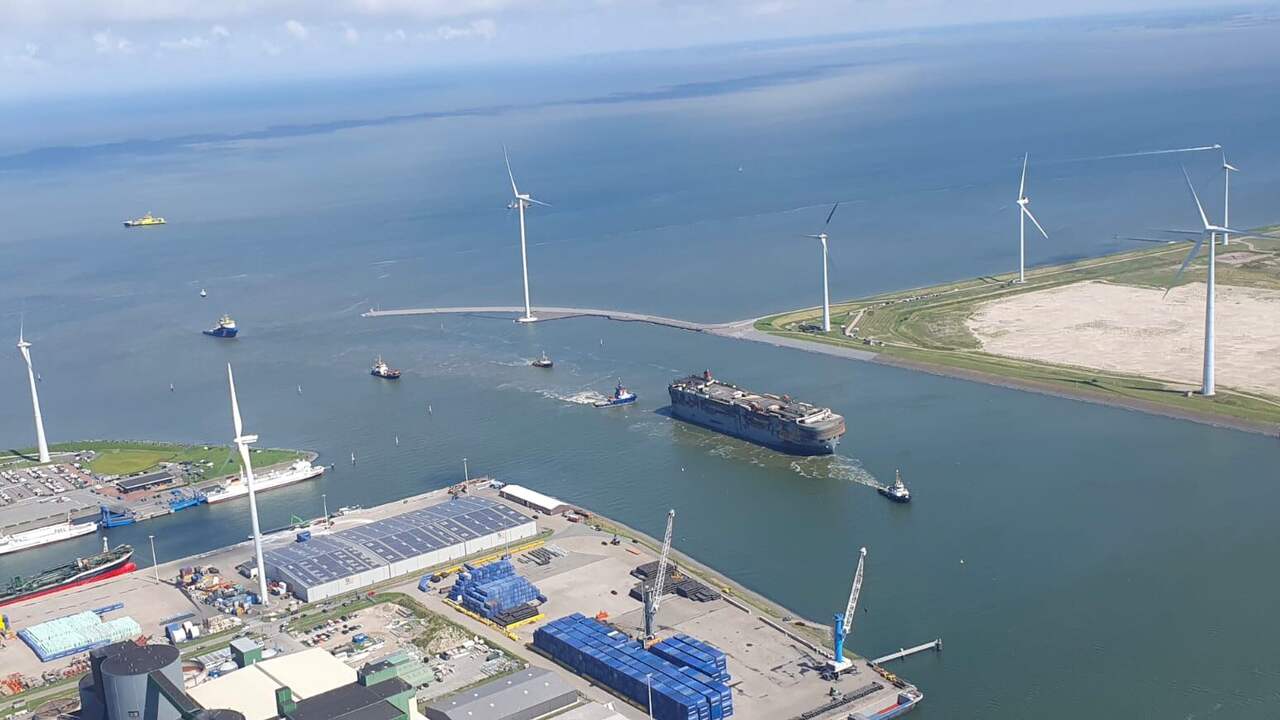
[757,234,1280,428]
[0,440,305,476]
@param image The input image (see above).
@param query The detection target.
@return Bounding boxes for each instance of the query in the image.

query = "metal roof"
[498,485,568,513]
[264,497,532,589]
[424,667,576,720]
[115,470,175,491]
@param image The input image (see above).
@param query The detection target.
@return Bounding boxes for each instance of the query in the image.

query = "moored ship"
[668,370,845,455]
[371,356,401,379]
[0,516,99,556]
[0,542,135,607]
[203,314,238,338]
[123,212,166,227]
[204,459,325,504]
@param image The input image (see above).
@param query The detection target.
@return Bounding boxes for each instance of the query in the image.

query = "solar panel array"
[264,497,533,591]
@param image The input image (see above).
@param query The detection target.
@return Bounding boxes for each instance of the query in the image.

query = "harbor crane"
[827,546,867,676]
[643,509,677,642]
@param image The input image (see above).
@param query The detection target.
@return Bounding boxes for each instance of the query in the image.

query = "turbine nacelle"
[235,433,259,446]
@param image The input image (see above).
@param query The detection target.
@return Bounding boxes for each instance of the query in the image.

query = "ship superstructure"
[668,370,845,455]
[0,517,98,556]
[123,212,166,227]
[204,459,324,504]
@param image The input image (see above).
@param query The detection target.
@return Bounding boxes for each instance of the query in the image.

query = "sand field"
[966,280,1280,397]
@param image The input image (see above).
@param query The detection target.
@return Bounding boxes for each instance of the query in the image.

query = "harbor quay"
[0,480,929,719]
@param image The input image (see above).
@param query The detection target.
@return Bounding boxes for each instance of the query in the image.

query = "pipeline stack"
[447,559,545,623]
[534,614,733,720]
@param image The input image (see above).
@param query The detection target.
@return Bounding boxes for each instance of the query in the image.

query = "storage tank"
[100,643,182,720]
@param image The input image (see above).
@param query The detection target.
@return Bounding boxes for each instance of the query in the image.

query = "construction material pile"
[534,614,732,720]
[631,562,721,603]
[448,558,544,621]
[18,611,141,662]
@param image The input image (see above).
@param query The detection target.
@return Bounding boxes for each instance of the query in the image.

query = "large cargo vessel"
[668,370,845,455]
[0,517,99,557]
[204,459,324,504]
[0,543,135,608]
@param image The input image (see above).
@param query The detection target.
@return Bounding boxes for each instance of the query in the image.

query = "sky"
[0,0,1268,101]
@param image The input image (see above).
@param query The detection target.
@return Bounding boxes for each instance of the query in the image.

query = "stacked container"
[651,635,730,683]
[448,559,544,620]
[534,614,733,720]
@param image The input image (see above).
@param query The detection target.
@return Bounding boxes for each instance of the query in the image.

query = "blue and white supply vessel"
[594,381,637,407]
[668,369,845,455]
[203,314,238,338]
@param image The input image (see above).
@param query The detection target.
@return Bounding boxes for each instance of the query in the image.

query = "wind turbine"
[1015,153,1049,284]
[227,363,270,606]
[16,318,50,464]
[504,146,550,323]
[1221,149,1239,247]
[802,203,841,333]
[1167,167,1258,397]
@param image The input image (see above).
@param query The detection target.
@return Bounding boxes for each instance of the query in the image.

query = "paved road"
[362,305,885,362]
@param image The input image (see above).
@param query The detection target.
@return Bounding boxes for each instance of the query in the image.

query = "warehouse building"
[264,496,537,602]
[423,667,577,720]
[497,485,570,515]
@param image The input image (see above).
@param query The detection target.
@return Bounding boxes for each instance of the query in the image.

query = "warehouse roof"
[553,704,629,720]
[289,676,411,720]
[264,497,532,589]
[424,667,575,720]
[187,648,357,720]
[498,485,569,514]
[115,470,175,492]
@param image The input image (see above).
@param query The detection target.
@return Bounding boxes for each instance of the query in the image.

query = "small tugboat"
[123,212,166,228]
[202,314,238,338]
[371,356,402,379]
[200,288,207,298]
[878,469,912,503]
[531,352,553,369]
[594,381,637,408]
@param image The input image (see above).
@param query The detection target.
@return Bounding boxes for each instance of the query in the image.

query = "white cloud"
[343,24,360,44]
[92,30,135,54]
[2,41,44,70]
[160,34,208,50]
[284,19,309,40]
[436,18,496,41]
[211,24,231,39]
[262,40,282,56]
[383,27,407,43]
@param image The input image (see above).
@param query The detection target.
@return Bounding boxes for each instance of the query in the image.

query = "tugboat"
[202,314,238,338]
[200,288,207,298]
[594,381,637,408]
[371,356,402,379]
[878,469,911,503]
[531,352,553,369]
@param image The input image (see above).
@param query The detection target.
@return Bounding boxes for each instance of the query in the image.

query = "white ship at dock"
[0,516,99,556]
[204,459,324,505]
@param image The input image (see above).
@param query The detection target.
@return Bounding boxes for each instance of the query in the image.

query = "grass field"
[756,232,1280,429]
[0,439,306,476]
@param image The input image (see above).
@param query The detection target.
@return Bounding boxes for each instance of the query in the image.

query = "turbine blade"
[526,197,551,207]
[1018,153,1028,200]
[1022,206,1048,238]
[1117,236,1178,244]
[1181,165,1211,230]
[825,202,840,227]
[503,145,519,197]
[227,363,243,439]
[1165,233,1206,297]
[1152,228,1202,236]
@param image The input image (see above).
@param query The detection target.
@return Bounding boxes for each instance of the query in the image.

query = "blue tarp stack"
[651,635,730,683]
[448,558,544,620]
[534,614,733,720]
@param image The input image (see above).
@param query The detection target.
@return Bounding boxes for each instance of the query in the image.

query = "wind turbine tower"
[227,363,270,606]
[16,320,50,464]
[803,203,841,333]
[1168,167,1257,397]
[1015,153,1049,284]
[504,146,550,323]
[1221,150,1239,247]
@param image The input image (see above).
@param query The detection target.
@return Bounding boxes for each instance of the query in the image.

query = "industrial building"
[264,497,537,602]
[497,485,570,515]
[423,667,577,720]
[188,644,424,720]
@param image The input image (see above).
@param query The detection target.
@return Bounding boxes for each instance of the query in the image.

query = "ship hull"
[0,551,136,608]
[205,462,324,504]
[0,521,99,556]
[669,387,842,455]
[203,328,238,338]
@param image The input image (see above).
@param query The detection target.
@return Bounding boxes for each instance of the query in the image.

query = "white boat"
[204,460,325,505]
[0,517,99,556]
